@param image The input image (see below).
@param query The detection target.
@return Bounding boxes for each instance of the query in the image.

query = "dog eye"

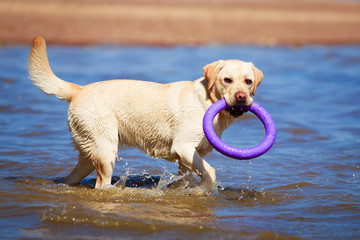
[224,78,233,84]
[245,79,253,85]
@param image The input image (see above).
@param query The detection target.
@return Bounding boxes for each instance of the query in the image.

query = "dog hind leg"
[90,138,118,188]
[64,152,95,185]
[67,114,119,188]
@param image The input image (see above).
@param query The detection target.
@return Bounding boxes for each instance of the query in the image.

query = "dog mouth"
[223,96,250,117]
[225,107,248,118]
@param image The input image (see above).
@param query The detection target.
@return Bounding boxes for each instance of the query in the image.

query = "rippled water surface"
[0,44,359,240]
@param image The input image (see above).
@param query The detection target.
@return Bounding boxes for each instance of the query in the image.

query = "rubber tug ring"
[203,99,276,160]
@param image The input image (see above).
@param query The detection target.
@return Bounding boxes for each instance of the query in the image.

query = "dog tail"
[28,36,81,102]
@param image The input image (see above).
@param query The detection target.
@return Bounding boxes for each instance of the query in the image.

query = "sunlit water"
[0,44,359,240]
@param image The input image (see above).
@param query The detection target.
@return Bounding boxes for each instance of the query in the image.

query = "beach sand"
[1,0,360,46]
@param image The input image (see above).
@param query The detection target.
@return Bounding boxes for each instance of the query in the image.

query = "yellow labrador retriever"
[28,36,263,192]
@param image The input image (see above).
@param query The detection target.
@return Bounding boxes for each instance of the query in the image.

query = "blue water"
[0,44,359,240]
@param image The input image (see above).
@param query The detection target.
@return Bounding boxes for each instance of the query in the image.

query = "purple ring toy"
[203,99,276,160]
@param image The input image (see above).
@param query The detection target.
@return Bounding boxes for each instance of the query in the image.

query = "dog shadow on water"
[77,174,162,189]
[5,174,259,201]
[60,174,259,201]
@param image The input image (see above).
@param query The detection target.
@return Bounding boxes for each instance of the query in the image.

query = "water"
[0,44,359,239]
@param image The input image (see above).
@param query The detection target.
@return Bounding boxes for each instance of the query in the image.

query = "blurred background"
[1,0,360,46]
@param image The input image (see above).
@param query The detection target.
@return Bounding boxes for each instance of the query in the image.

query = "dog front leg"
[173,144,217,192]
[178,161,197,187]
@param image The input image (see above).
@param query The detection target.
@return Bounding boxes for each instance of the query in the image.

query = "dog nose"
[235,91,247,104]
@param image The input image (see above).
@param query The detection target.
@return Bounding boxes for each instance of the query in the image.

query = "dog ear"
[203,60,225,90]
[250,62,263,96]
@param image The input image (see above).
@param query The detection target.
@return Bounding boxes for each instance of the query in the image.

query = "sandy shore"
[1,0,360,46]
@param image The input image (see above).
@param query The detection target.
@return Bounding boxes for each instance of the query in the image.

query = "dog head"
[203,60,263,116]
